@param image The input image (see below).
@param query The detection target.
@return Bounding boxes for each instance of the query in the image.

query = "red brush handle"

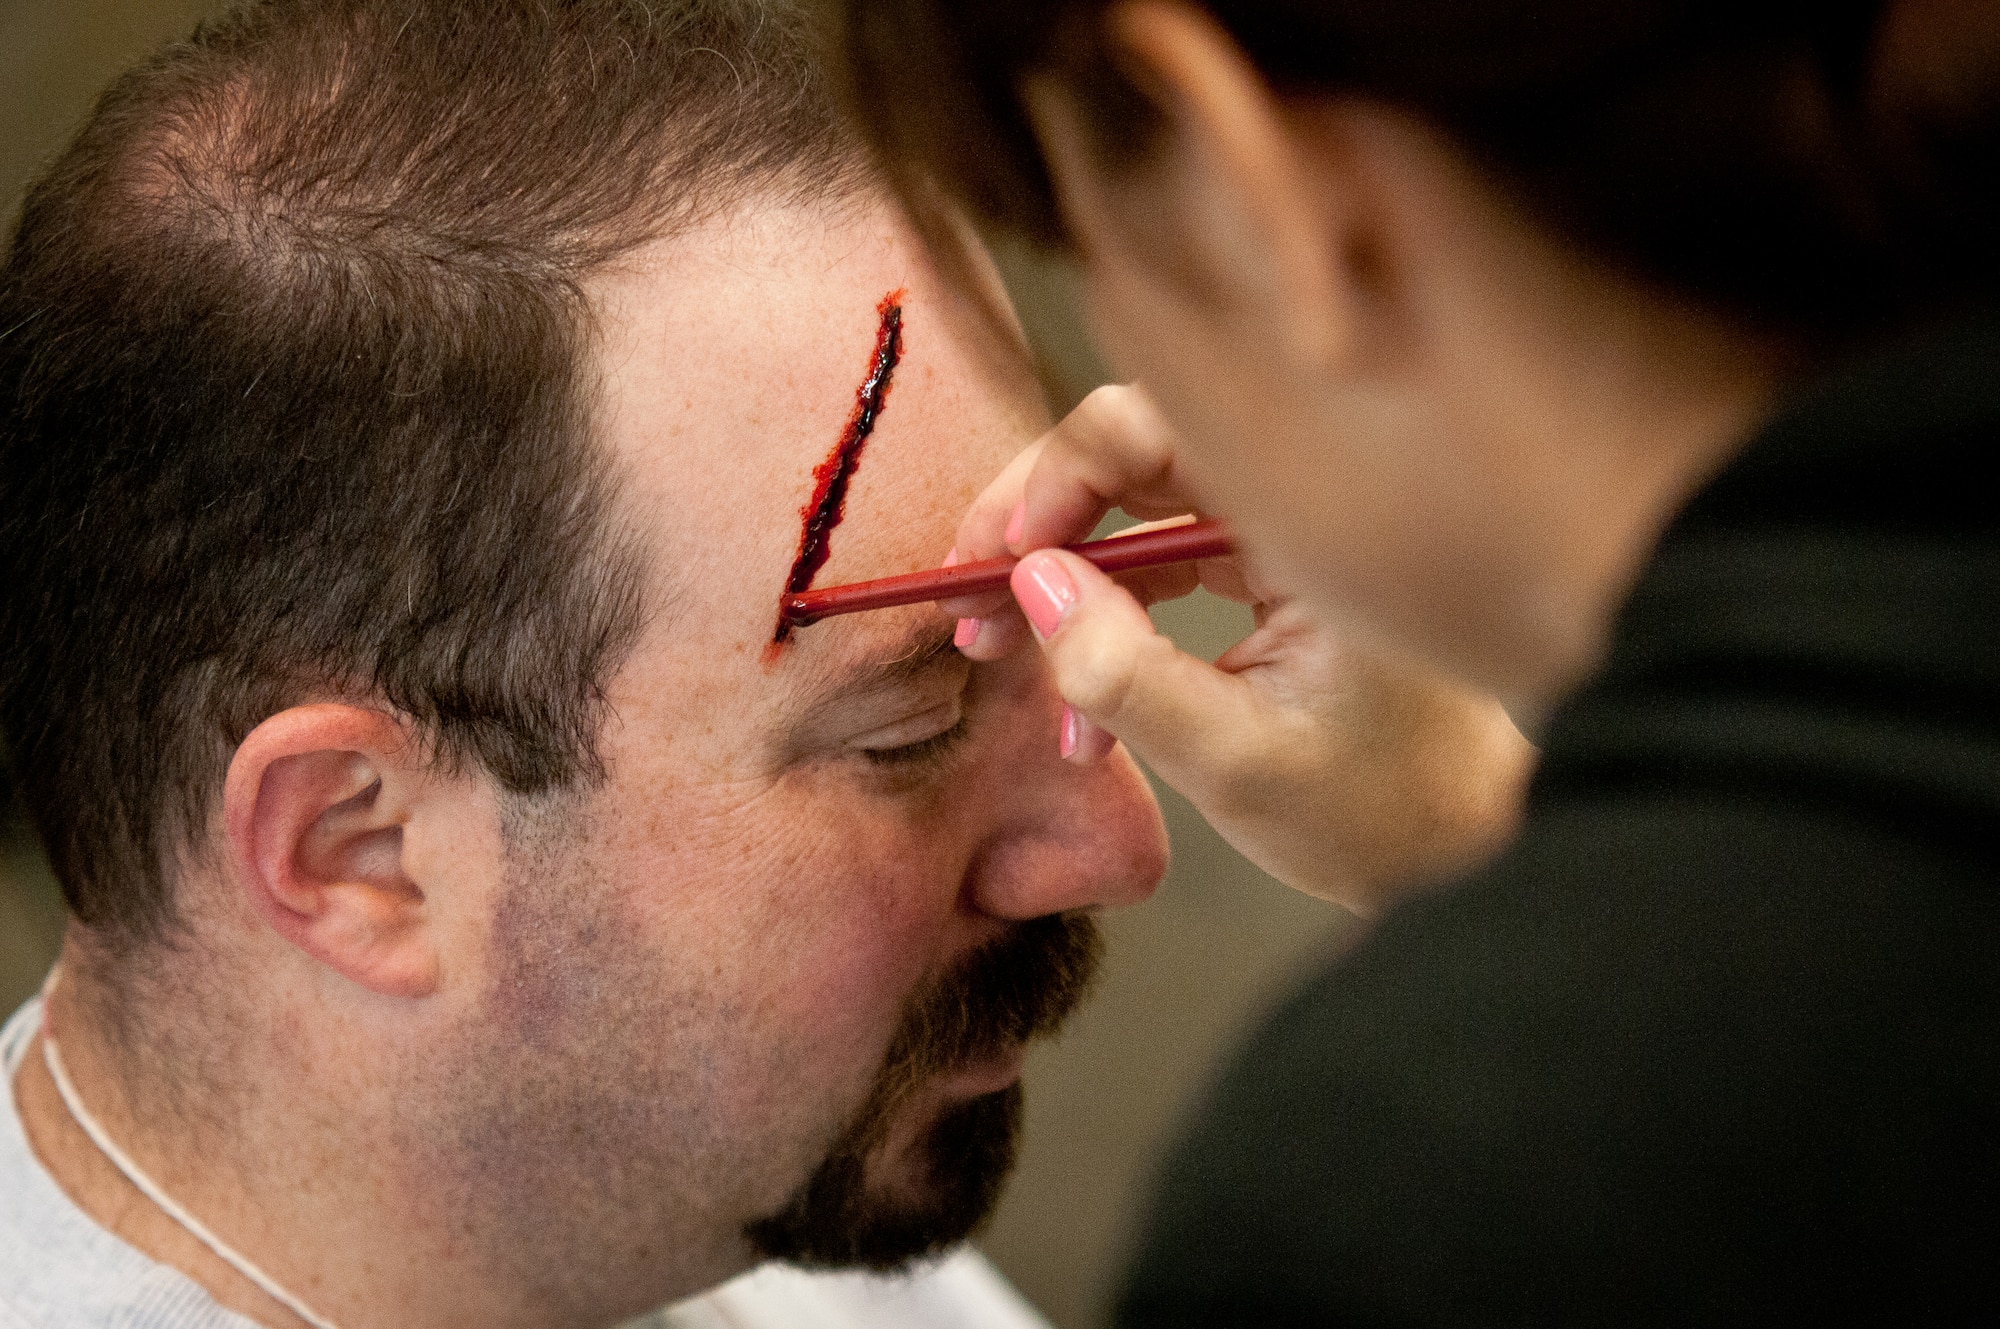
[780,519,1235,629]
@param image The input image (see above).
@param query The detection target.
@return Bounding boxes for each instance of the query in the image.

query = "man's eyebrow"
[788,620,964,711]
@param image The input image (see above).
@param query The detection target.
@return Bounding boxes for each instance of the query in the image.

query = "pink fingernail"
[943,548,959,568]
[1060,705,1081,759]
[1005,500,1026,547]
[1074,714,1117,764]
[955,617,981,649]
[1013,553,1077,639]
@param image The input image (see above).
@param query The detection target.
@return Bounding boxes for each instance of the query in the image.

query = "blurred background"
[0,4,1355,1325]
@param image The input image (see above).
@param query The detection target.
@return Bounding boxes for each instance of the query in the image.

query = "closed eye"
[861,714,971,768]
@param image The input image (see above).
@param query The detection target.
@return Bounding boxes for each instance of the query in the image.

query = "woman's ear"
[1022,0,1347,370]
[222,704,441,999]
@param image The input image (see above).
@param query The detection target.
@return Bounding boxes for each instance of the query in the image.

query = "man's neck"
[13,966,577,1329]
[13,994,317,1328]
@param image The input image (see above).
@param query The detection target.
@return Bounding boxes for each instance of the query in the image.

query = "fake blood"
[768,290,906,651]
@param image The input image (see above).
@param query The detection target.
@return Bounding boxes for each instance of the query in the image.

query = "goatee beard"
[744,912,1102,1270]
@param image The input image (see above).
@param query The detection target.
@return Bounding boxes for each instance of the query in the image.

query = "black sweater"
[1115,314,2000,1327]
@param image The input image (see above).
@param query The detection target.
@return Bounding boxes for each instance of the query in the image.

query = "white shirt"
[1,995,1050,1329]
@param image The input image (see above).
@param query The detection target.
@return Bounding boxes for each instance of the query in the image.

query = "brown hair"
[830,0,2000,335]
[0,0,865,948]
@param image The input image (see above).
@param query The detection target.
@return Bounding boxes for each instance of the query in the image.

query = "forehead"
[587,195,1045,695]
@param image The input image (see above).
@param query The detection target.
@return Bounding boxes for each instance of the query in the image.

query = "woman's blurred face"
[1030,3,1781,717]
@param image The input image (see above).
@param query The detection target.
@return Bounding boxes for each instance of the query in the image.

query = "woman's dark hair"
[830,0,2000,334]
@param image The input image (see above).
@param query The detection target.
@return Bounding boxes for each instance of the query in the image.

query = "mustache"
[877,910,1104,1093]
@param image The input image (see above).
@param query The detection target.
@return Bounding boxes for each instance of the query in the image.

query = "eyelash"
[863,715,972,769]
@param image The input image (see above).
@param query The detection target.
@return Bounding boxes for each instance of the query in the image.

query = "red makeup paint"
[767,290,906,652]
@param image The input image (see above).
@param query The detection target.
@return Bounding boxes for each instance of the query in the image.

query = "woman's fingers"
[1059,705,1120,765]
[951,440,1045,565]
[954,534,1201,662]
[954,610,1030,661]
[1011,384,1188,553]
[939,444,1044,624]
[1011,548,1274,792]
[950,383,1233,659]
[952,384,1200,566]
[1010,547,1537,913]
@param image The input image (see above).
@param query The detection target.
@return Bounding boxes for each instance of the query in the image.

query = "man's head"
[0,2,1166,1320]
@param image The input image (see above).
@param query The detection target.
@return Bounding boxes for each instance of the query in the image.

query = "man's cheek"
[613,772,967,1082]
[716,900,935,1196]
[756,847,941,1041]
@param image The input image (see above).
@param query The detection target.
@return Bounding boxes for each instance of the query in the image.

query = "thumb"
[1011,550,1277,792]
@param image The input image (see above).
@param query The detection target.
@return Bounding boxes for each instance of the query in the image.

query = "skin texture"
[992,1,1789,725]
[12,194,1168,1329]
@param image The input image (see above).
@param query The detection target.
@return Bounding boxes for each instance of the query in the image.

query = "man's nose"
[965,712,1169,922]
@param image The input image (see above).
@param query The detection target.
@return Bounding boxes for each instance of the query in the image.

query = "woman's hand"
[947,385,1535,915]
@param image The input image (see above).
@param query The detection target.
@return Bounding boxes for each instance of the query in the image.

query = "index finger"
[1012,383,1199,555]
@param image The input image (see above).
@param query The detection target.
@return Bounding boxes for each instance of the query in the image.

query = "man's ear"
[1022,0,1348,370]
[222,704,441,999]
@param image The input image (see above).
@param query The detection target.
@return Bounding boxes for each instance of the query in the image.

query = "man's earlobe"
[223,704,441,998]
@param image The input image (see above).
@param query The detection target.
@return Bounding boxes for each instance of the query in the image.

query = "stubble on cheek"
[390,798,758,1307]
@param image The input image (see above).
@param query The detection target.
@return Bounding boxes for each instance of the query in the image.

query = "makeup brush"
[780,519,1235,630]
